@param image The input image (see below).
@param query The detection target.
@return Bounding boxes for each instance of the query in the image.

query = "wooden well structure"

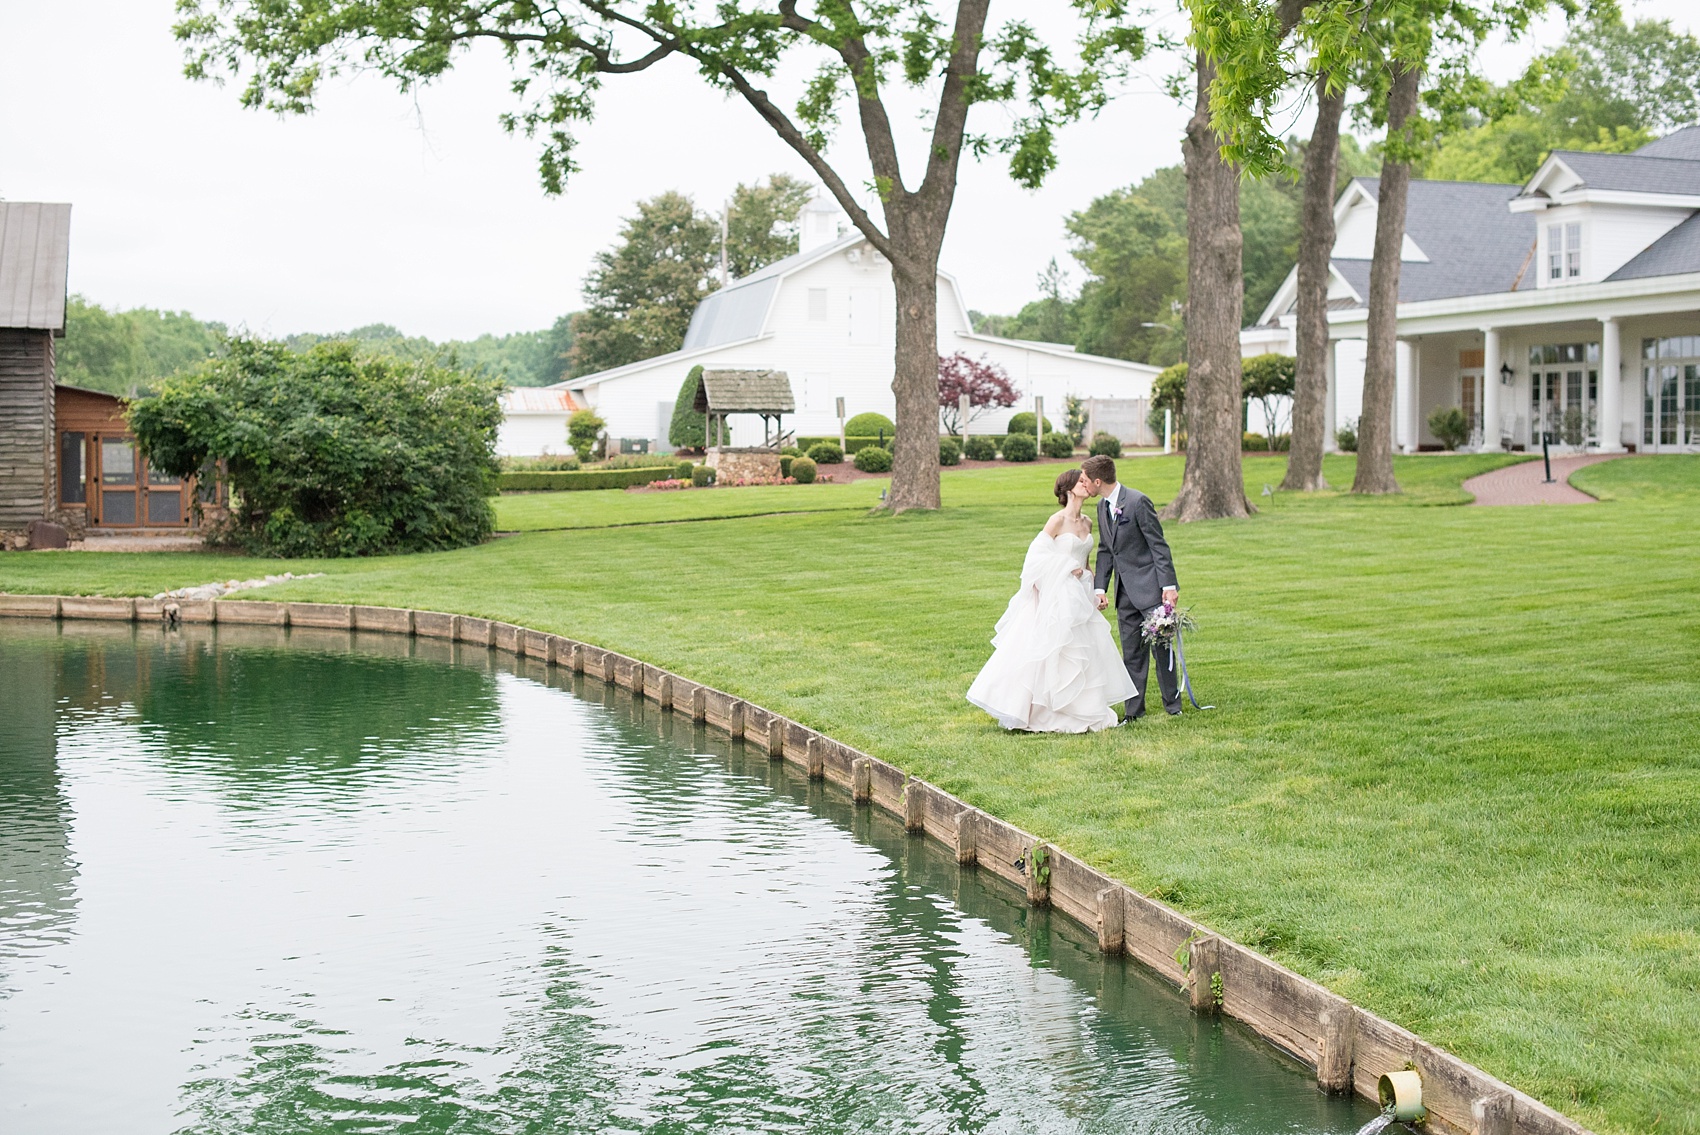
[692,368,795,449]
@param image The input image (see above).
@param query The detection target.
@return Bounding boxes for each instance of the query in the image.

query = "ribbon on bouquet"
[1167,626,1214,710]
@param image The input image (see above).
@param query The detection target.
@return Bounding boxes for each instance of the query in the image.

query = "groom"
[1079,455,1181,720]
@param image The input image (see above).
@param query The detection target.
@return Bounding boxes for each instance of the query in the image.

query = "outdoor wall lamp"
[1499,361,1514,385]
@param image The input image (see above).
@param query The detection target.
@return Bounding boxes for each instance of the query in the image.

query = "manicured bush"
[596,453,680,470]
[844,411,894,438]
[1243,431,1269,452]
[1041,432,1074,458]
[1336,417,1359,453]
[853,445,893,473]
[780,445,804,458]
[807,441,844,464]
[1006,411,1054,436]
[939,437,962,466]
[780,455,794,477]
[502,453,581,472]
[691,464,717,487]
[1000,432,1038,462]
[668,365,711,450]
[568,409,605,462]
[1088,431,1122,458]
[499,467,678,492]
[963,435,998,461]
[790,455,817,483]
[1429,406,1471,451]
[129,337,501,558]
[676,459,694,479]
[797,435,891,455]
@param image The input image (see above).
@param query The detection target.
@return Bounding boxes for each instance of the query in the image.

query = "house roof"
[682,231,865,350]
[499,387,580,414]
[693,368,795,414]
[0,203,72,332]
[1608,210,1700,280]
[1331,178,1535,305]
[1544,150,1700,196]
[1634,126,1700,161]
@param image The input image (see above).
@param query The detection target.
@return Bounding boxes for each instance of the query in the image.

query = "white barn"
[550,197,1160,450]
[495,387,581,457]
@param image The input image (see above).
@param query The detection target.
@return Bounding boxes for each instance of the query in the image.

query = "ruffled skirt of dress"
[965,539,1137,733]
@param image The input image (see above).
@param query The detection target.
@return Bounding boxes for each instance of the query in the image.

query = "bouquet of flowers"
[1139,602,1198,651]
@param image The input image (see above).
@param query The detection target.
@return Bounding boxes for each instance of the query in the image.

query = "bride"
[966,469,1137,732]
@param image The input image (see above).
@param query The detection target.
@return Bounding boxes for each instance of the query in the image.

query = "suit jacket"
[1094,485,1179,611]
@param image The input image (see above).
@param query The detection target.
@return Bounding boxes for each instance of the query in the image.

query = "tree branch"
[918,0,991,210]
[781,1,906,200]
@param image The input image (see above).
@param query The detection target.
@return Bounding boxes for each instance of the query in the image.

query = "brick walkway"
[1463,453,1626,506]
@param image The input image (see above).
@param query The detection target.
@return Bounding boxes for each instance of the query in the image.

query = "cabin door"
[90,435,187,527]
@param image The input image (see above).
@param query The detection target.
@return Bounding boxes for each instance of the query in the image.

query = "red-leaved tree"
[937,353,1018,436]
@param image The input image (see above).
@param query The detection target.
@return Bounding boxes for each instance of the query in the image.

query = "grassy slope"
[3,452,1695,1135]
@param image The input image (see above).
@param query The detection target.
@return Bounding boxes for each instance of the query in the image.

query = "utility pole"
[720,199,731,287]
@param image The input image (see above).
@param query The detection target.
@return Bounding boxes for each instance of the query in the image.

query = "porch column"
[1398,339,1422,453]
[1482,328,1502,451]
[1323,339,1338,452]
[1599,317,1624,452]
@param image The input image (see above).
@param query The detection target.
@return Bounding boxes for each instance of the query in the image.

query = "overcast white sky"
[0,0,1692,341]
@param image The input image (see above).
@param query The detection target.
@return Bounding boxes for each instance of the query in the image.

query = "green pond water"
[0,621,1378,1134]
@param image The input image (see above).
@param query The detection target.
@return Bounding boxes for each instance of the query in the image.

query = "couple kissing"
[966,455,1182,733]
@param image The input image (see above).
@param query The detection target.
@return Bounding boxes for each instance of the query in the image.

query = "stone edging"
[0,593,1593,1135]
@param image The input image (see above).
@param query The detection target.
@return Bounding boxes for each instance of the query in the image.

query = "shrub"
[1149,361,1187,440]
[780,445,804,457]
[844,411,894,438]
[675,459,694,479]
[937,353,1019,435]
[790,455,817,483]
[1336,417,1359,453]
[596,453,680,470]
[807,441,844,464]
[963,435,997,461]
[668,365,711,450]
[939,437,962,466]
[501,453,581,472]
[691,464,716,487]
[1088,431,1122,458]
[1243,431,1269,451]
[1428,406,1471,451]
[797,435,890,455]
[1242,352,1296,453]
[568,409,605,462]
[853,445,893,473]
[129,338,500,558]
[779,454,794,477]
[1000,432,1038,462]
[1041,432,1074,458]
[499,467,678,492]
[1006,411,1054,436]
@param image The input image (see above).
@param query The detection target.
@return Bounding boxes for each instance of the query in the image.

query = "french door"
[91,435,186,527]
[1642,362,1700,452]
[1530,367,1596,446]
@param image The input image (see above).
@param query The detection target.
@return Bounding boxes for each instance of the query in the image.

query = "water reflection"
[0,624,1373,1134]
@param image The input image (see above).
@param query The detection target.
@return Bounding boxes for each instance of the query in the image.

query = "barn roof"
[0,203,72,332]
[693,368,795,414]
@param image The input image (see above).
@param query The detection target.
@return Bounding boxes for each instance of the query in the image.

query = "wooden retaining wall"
[0,592,1595,1135]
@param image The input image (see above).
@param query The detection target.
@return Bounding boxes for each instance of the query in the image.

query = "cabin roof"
[0,203,73,332]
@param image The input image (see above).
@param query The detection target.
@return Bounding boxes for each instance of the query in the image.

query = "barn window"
[808,288,828,321]
[59,432,86,504]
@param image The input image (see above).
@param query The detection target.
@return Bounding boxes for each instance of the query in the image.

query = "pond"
[0,621,1377,1134]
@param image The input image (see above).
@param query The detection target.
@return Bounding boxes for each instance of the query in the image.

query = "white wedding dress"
[966,530,1138,733]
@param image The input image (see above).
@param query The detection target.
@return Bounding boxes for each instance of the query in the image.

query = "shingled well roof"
[693,368,795,414]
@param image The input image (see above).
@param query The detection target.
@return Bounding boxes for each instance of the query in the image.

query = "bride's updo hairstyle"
[1054,468,1082,506]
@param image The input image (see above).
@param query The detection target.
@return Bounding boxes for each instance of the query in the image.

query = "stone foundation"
[707,447,781,481]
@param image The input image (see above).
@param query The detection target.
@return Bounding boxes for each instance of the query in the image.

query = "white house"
[550,196,1161,450]
[496,387,582,457]
[1243,126,1700,453]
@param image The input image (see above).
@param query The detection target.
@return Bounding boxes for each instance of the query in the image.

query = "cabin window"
[1548,223,1582,279]
[1565,223,1581,277]
[807,288,828,321]
[1547,225,1561,279]
[59,432,86,504]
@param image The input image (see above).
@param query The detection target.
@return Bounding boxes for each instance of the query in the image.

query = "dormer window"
[1548,223,1582,279]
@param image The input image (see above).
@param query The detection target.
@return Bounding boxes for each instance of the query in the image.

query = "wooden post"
[1095,887,1125,954]
[953,809,978,866]
[1024,843,1050,907]
[567,643,584,673]
[630,663,646,698]
[1316,1001,1356,1094]
[728,700,745,739]
[805,737,825,780]
[902,777,925,832]
[767,717,785,760]
[690,686,706,722]
[1188,936,1221,1014]
[852,757,872,804]
[654,673,673,709]
[1472,1092,1514,1135]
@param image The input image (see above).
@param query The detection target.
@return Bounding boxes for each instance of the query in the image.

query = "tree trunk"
[1352,62,1421,495]
[1167,51,1252,522]
[887,246,944,512]
[1281,76,1344,493]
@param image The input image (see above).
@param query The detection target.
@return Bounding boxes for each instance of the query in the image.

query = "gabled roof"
[682,231,865,350]
[500,387,580,414]
[1635,126,1700,161]
[694,368,795,414]
[1608,210,1700,280]
[0,203,72,332]
[1545,150,1700,196]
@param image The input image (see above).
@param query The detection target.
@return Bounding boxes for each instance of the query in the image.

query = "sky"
[1,0,1693,342]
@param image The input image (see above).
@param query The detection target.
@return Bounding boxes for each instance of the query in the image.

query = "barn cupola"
[798,193,845,254]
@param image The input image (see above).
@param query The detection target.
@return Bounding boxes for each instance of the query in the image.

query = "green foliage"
[724,174,815,277]
[1064,395,1088,445]
[676,460,695,479]
[939,437,962,466]
[670,366,710,450]
[1150,362,1188,441]
[1089,432,1122,458]
[799,435,897,456]
[1006,412,1054,436]
[1242,431,1291,452]
[789,455,817,484]
[1242,353,1297,453]
[58,295,225,396]
[128,338,500,557]
[282,317,576,387]
[1336,417,1359,453]
[964,436,998,461]
[844,412,895,439]
[568,409,606,462]
[1428,406,1472,450]
[1000,432,1038,462]
[779,454,794,478]
[500,467,677,492]
[806,441,844,465]
[1042,432,1075,458]
[595,453,679,470]
[502,453,581,471]
[780,445,804,458]
[853,446,893,473]
[691,464,717,487]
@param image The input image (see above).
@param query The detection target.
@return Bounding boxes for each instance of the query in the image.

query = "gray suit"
[1094,484,1181,718]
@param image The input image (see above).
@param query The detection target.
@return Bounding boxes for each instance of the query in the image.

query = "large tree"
[723,173,816,279]
[177,1,1146,512]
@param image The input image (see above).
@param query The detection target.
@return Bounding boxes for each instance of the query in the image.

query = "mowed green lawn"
[4,453,1698,1135]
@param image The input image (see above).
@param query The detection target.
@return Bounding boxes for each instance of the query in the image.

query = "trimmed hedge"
[798,435,890,456]
[853,445,893,473]
[1006,412,1054,436]
[790,455,817,483]
[1089,431,1122,458]
[499,467,677,492]
[1000,432,1038,462]
[843,411,894,437]
[691,464,717,487]
[1041,432,1075,458]
[939,437,962,466]
[806,441,844,464]
[963,436,998,461]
